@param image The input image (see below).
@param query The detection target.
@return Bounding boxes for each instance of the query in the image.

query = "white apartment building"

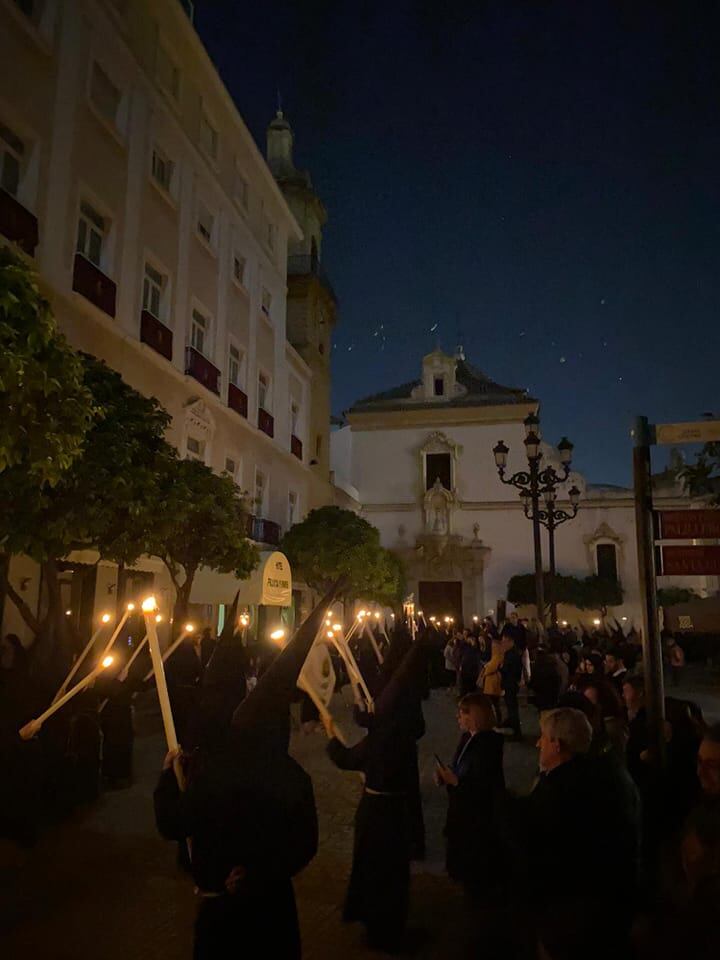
[0,0,336,640]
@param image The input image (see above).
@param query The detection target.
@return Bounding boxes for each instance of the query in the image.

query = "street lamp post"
[493,416,575,629]
[524,485,581,625]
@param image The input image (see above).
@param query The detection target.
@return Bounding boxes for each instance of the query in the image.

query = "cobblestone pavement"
[1,671,717,960]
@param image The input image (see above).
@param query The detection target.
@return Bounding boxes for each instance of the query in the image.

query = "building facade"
[1,0,336,640]
[331,348,713,627]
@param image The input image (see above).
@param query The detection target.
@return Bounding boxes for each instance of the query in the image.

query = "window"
[232,253,246,286]
[261,287,272,316]
[596,544,618,582]
[142,263,165,319]
[76,201,105,267]
[258,371,270,411]
[433,377,445,397]
[224,456,237,480]
[426,453,451,491]
[191,309,210,356]
[186,435,205,462]
[90,62,121,128]
[290,401,299,436]
[151,145,174,193]
[254,470,266,514]
[288,490,298,527]
[156,43,180,101]
[197,201,214,246]
[234,168,248,210]
[199,108,218,160]
[0,123,23,197]
[228,343,244,386]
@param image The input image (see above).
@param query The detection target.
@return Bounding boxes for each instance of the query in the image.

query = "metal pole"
[548,515,557,626]
[530,459,545,629]
[632,415,665,766]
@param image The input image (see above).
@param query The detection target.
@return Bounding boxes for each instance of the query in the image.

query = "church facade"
[331,348,712,627]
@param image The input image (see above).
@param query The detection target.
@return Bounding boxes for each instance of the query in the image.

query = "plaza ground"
[1,669,718,960]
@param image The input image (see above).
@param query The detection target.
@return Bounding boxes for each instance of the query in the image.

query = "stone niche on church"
[418,431,461,535]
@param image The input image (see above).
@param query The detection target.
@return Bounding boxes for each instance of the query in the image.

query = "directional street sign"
[655,420,720,445]
[659,544,720,576]
[655,509,720,540]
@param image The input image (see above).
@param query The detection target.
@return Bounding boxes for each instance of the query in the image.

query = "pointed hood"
[373,628,430,722]
[230,580,343,749]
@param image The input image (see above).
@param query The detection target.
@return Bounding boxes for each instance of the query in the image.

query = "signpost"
[632,415,720,767]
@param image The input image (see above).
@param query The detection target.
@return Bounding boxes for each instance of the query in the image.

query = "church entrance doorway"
[418,580,463,626]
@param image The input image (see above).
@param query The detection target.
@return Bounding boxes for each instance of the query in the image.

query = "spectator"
[575,674,627,758]
[664,635,685,688]
[435,692,505,899]
[479,638,505,724]
[605,649,628,690]
[500,635,523,739]
[509,708,641,959]
[458,635,482,697]
[528,645,567,713]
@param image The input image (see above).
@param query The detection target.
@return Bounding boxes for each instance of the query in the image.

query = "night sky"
[195,1,720,486]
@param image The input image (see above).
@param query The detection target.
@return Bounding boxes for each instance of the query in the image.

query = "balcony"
[258,407,274,438]
[291,434,303,460]
[247,515,281,546]
[140,311,173,361]
[228,382,248,418]
[72,254,116,317]
[185,345,220,395]
[0,189,38,256]
[287,254,337,304]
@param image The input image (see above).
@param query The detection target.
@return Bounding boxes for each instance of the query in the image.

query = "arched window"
[596,543,618,582]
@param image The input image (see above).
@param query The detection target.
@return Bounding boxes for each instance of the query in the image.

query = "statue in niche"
[424,477,453,535]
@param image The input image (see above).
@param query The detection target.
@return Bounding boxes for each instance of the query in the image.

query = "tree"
[281,505,404,603]
[657,586,699,608]
[507,571,624,618]
[0,247,94,486]
[681,443,720,503]
[147,456,259,631]
[0,355,171,652]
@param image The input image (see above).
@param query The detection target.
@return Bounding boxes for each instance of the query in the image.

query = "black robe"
[154,746,317,959]
[444,730,505,886]
[327,718,415,952]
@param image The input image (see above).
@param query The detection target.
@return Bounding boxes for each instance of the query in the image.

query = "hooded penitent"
[230,581,343,753]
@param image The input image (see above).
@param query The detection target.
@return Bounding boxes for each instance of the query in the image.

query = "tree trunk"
[171,571,196,638]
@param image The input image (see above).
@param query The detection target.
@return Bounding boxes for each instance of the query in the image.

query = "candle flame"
[101,656,114,669]
[155,614,163,623]
[270,628,285,643]
[101,613,111,623]
[127,602,136,611]
[141,596,157,613]
[185,623,195,633]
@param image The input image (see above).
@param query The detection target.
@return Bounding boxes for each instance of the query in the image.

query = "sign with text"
[656,510,720,540]
[655,420,720,445]
[659,545,720,576]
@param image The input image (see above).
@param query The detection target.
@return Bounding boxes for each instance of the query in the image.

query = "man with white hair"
[510,708,641,959]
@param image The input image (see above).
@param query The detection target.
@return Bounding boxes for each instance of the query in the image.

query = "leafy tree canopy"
[281,505,404,603]
[0,247,94,487]
[681,443,720,503]
[657,586,699,607]
[146,456,259,625]
[507,571,623,615]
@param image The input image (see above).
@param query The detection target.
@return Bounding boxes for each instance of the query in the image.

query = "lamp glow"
[141,596,157,613]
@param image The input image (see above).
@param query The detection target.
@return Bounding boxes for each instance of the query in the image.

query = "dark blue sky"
[196,1,720,486]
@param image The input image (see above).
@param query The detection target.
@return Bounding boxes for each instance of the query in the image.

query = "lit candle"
[52,612,114,704]
[142,596,178,752]
[21,655,114,738]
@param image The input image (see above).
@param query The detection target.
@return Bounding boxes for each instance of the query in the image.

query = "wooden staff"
[52,615,112,704]
[20,655,114,739]
[119,631,148,681]
[98,605,133,662]
[142,599,178,753]
[363,621,384,664]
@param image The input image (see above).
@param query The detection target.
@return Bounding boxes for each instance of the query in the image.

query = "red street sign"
[660,545,720,576]
[656,510,720,540]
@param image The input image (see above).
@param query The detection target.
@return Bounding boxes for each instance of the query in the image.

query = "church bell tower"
[266,110,336,488]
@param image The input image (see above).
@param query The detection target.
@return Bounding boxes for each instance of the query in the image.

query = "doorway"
[418,580,463,626]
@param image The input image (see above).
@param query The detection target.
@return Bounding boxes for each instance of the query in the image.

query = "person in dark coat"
[505,707,641,960]
[199,627,217,668]
[528,645,566,712]
[436,692,505,897]
[500,635,523,737]
[154,587,338,959]
[165,632,203,743]
[325,638,429,953]
[457,634,482,697]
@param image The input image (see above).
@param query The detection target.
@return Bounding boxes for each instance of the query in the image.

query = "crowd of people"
[2,604,719,959]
